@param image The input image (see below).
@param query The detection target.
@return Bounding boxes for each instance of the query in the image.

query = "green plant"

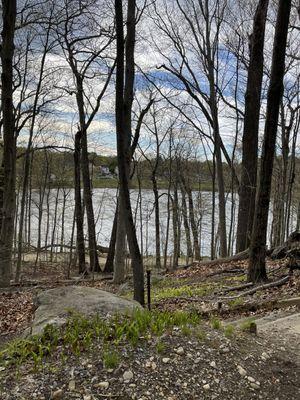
[181,325,192,336]
[228,298,244,308]
[224,324,235,338]
[210,317,222,330]
[103,348,119,369]
[156,341,166,354]
[240,319,257,333]
[195,328,206,341]
[0,309,202,368]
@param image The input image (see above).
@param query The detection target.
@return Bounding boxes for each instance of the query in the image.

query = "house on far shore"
[99,165,111,176]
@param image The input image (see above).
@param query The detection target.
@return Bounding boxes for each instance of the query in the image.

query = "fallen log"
[27,243,111,254]
[196,249,249,267]
[219,275,290,300]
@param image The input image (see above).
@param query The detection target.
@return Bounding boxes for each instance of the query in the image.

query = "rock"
[83,396,92,400]
[250,382,260,390]
[151,362,157,370]
[210,361,217,369]
[175,347,185,355]
[123,370,134,382]
[203,384,210,390]
[247,376,256,383]
[51,389,63,399]
[29,286,142,335]
[162,358,170,364]
[237,365,247,377]
[97,381,109,389]
[68,380,76,391]
[220,347,230,354]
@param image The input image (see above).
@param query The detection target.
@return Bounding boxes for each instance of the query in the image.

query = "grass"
[210,316,222,330]
[152,283,215,301]
[228,298,244,308]
[155,340,166,354]
[240,318,257,332]
[103,348,120,369]
[0,309,202,368]
[224,324,235,338]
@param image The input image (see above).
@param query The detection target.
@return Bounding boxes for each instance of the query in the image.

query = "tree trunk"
[152,172,161,269]
[115,0,144,305]
[172,182,180,269]
[0,0,17,287]
[103,205,117,273]
[248,0,292,282]
[296,201,300,232]
[236,0,269,252]
[180,186,193,259]
[80,128,100,273]
[113,194,126,283]
[74,131,86,273]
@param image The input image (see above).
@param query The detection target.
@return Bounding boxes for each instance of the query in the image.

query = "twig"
[220,282,254,294]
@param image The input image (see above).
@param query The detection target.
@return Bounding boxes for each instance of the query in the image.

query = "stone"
[29,286,142,335]
[51,389,63,400]
[123,370,134,382]
[203,384,210,390]
[175,347,185,355]
[151,362,157,370]
[250,383,260,390]
[68,380,76,391]
[261,352,269,361]
[97,381,109,389]
[162,358,170,364]
[210,361,217,369]
[220,347,230,354]
[237,365,247,377]
[247,377,256,383]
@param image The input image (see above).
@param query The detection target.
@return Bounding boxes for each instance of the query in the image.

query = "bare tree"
[55,0,115,273]
[115,0,144,304]
[236,0,269,253]
[248,0,292,282]
[0,0,17,287]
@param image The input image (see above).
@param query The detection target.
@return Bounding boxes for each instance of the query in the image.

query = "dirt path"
[256,311,300,364]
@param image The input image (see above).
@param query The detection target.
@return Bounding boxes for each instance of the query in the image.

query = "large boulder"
[29,286,142,335]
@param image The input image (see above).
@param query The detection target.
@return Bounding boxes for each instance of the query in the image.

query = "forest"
[0,0,299,399]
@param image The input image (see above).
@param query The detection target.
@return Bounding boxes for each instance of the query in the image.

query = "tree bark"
[248,0,292,282]
[74,131,86,273]
[180,186,193,259]
[115,0,144,305]
[113,194,126,283]
[236,0,269,253]
[0,0,17,287]
[103,203,118,273]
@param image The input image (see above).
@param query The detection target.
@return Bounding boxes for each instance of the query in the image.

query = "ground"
[0,257,299,399]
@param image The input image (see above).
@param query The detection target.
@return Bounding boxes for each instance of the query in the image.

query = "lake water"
[20,188,297,258]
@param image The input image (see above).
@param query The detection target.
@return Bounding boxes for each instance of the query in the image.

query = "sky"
[15,0,300,160]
